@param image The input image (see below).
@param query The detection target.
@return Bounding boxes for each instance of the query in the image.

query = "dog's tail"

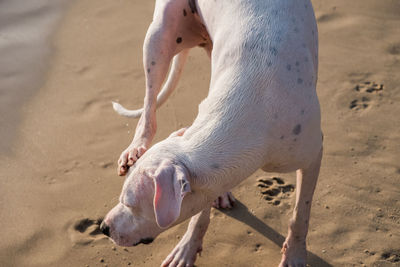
[112,50,190,118]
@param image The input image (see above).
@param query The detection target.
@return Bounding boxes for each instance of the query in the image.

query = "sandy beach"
[0,0,399,266]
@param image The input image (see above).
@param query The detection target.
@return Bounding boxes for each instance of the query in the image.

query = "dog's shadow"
[219,200,333,267]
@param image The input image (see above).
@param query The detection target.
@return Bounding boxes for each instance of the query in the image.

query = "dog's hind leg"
[113,50,190,118]
[161,207,211,267]
[279,148,323,267]
[117,2,192,176]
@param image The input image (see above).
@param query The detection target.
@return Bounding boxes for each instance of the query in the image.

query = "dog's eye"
[120,195,136,209]
[121,199,135,208]
[121,200,142,215]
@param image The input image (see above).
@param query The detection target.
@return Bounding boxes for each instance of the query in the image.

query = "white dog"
[103,0,322,266]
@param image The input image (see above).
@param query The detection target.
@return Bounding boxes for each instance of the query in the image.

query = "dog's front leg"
[161,207,211,267]
[118,6,185,175]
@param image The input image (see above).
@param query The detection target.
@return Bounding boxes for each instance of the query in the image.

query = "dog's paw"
[117,142,148,176]
[212,191,235,209]
[160,235,202,267]
[279,240,307,267]
[278,257,306,267]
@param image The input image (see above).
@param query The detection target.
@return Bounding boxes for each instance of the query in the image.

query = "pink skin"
[104,202,161,247]
[110,0,321,266]
[103,170,163,246]
[104,158,192,247]
[116,0,234,208]
[104,148,214,256]
[118,116,153,176]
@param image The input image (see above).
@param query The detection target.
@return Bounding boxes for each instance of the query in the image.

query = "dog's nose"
[100,221,110,237]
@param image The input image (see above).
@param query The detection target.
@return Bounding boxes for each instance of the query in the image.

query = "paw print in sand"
[68,218,107,246]
[257,177,294,206]
[354,81,384,93]
[381,251,400,263]
[349,81,383,110]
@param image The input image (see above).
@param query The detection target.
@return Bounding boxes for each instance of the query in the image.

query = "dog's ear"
[152,162,191,228]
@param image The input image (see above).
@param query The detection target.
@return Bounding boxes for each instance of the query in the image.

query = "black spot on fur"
[151,61,156,65]
[269,46,278,56]
[295,61,300,66]
[287,64,292,71]
[183,9,187,16]
[176,37,182,43]
[280,135,285,140]
[147,68,150,73]
[188,0,197,14]
[297,78,303,84]
[301,109,305,115]
[211,163,219,169]
[306,200,310,205]
[292,124,302,135]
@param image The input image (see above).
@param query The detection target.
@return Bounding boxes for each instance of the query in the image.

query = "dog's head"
[101,157,191,246]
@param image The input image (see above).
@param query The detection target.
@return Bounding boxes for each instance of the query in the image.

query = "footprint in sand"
[257,177,294,206]
[387,43,400,55]
[380,250,400,263]
[349,97,370,110]
[68,218,107,246]
[349,81,384,111]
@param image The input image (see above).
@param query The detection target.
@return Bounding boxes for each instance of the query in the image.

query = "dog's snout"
[100,221,110,237]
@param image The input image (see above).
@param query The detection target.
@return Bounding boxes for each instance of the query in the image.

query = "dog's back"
[183,0,321,176]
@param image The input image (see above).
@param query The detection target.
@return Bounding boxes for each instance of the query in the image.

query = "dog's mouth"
[133,237,154,246]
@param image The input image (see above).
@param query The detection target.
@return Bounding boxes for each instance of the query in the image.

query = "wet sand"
[0,0,399,266]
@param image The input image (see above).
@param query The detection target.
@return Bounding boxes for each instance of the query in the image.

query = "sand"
[0,0,399,266]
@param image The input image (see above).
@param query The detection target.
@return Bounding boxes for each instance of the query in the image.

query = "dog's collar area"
[133,237,154,246]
